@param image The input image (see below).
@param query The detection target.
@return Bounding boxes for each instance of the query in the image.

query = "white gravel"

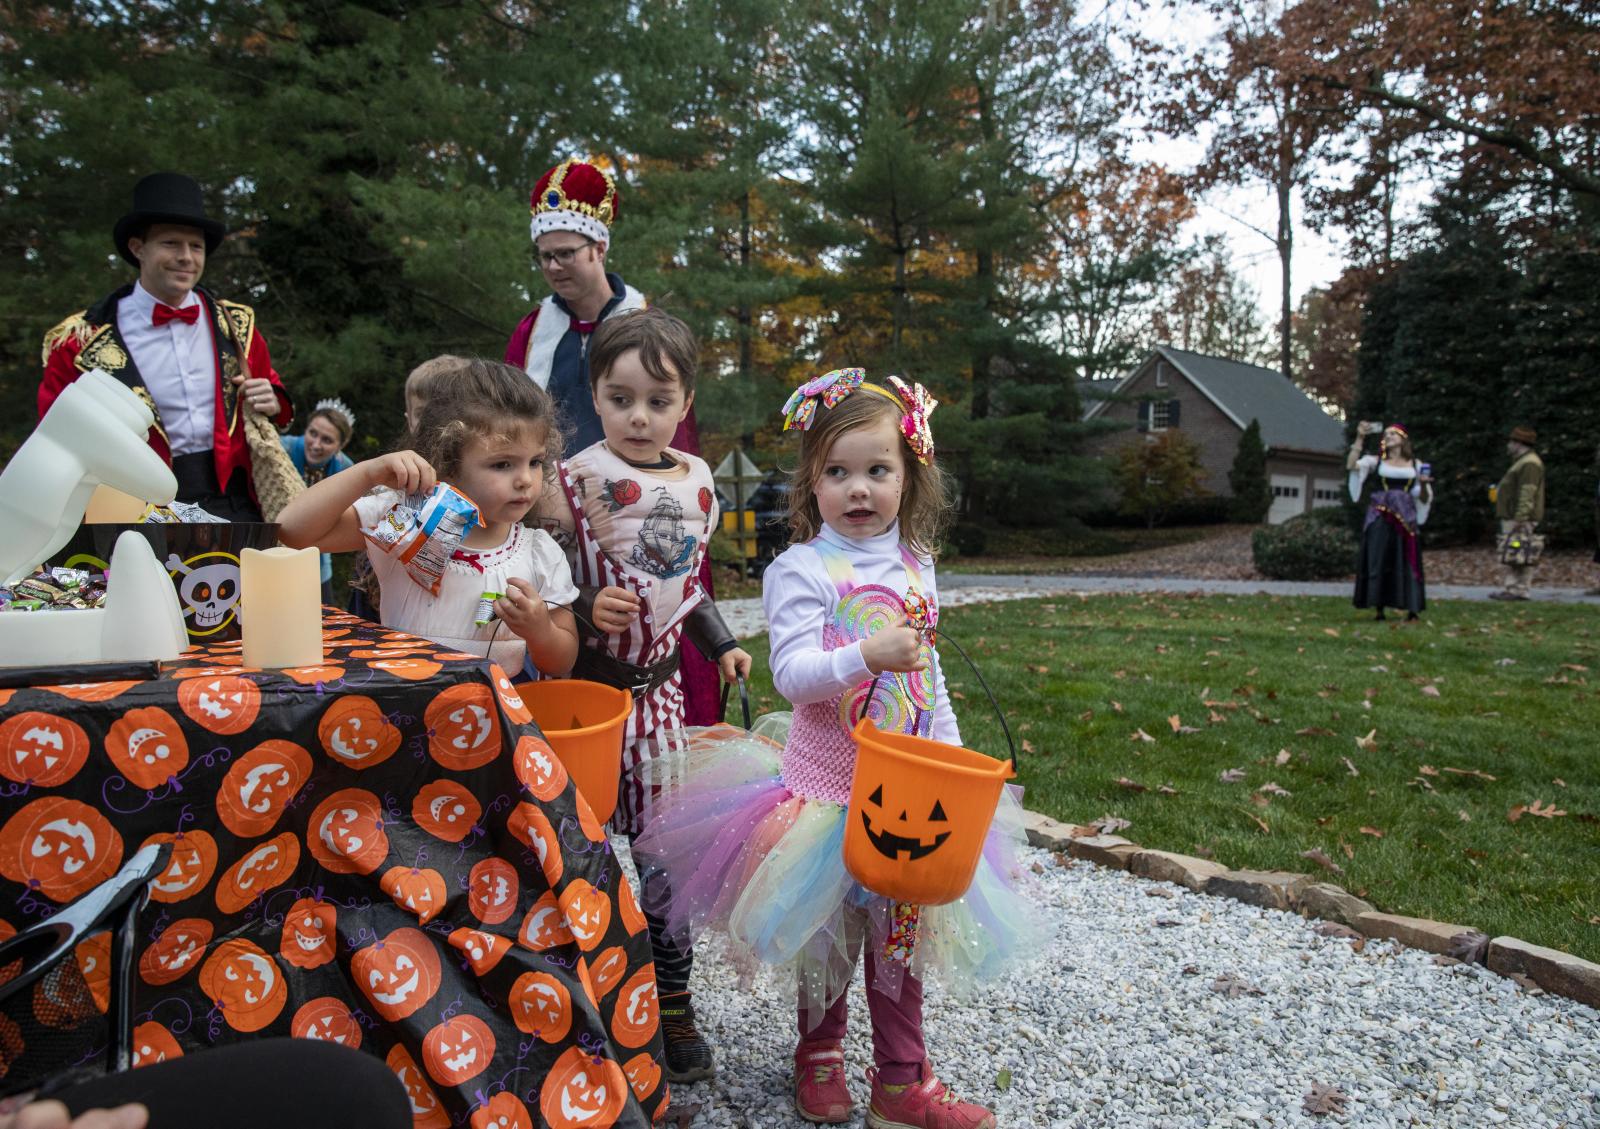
[616,842,1600,1128]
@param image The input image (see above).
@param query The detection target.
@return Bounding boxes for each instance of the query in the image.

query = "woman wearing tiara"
[281,397,356,603]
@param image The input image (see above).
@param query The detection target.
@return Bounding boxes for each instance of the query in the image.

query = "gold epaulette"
[41,311,91,365]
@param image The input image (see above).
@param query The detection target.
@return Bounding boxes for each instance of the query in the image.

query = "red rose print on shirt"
[698,487,713,515]
[602,478,642,512]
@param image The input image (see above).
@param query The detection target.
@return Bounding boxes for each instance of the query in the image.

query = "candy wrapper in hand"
[362,484,481,597]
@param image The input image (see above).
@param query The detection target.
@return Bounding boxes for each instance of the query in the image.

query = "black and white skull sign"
[166,551,242,635]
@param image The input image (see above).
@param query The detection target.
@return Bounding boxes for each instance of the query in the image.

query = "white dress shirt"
[117,282,216,456]
[762,521,961,745]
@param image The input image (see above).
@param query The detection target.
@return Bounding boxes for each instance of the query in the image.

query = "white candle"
[84,484,149,523]
[241,546,324,668]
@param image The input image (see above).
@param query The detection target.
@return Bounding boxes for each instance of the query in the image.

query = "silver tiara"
[313,397,355,431]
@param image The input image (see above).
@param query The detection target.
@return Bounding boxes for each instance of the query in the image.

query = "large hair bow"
[887,375,937,465]
[781,367,865,431]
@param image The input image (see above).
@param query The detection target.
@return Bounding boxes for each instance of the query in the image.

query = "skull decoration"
[166,551,242,636]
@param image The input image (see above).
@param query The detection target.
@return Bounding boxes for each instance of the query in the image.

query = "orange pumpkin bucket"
[513,680,633,824]
[842,718,1015,906]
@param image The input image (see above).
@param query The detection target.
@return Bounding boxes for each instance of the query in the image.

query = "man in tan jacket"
[1492,425,1545,600]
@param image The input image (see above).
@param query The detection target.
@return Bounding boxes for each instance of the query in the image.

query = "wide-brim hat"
[113,172,226,267]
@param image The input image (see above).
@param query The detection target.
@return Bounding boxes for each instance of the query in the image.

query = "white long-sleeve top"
[1349,455,1432,525]
[762,521,961,746]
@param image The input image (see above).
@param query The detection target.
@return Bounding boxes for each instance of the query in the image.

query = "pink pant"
[798,948,925,1085]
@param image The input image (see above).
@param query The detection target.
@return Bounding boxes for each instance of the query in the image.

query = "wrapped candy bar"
[362,484,481,597]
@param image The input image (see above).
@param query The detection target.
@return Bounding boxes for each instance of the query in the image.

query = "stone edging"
[1020,810,1600,1011]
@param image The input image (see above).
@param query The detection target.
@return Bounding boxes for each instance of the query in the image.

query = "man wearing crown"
[504,164,724,711]
[39,172,294,522]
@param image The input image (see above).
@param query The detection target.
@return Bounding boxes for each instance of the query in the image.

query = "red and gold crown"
[529,158,620,244]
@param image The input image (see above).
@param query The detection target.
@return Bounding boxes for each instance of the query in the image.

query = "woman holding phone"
[1347,422,1432,621]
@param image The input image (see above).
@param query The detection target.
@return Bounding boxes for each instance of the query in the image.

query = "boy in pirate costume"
[39,172,293,521]
[533,307,751,1084]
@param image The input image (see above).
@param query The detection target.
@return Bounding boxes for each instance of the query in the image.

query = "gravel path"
[614,842,1599,1128]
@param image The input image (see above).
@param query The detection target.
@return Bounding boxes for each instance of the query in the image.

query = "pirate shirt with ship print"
[535,441,718,631]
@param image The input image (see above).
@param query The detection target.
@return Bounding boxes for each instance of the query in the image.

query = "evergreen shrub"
[1252,507,1357,580]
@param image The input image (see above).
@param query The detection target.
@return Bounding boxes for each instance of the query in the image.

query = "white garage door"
[1268,473,1306,524]
[1311,478,1343,510]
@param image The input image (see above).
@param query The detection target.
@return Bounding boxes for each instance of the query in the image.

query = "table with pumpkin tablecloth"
[0,612,669,1128]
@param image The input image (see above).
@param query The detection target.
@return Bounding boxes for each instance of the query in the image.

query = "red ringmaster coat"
[39,284,293,504]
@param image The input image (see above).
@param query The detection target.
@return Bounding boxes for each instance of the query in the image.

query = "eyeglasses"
[535,240,596,270]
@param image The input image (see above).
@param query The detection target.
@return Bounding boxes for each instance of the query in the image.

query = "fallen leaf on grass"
[1208,710,1228,724]
[949,689,966,700]
[1458,810,1472,822]
[1300,848,1344,875]
[1442,766,1497,781]
[1131,728,1155,743]
[1341,756,1360,777]
[1303,1082,1349,1117]
[1418,764,1439,776]
[1211,972,1264,998]
[1093,814,1132,834]
[1243,810,1270,834]
[1077,709,1094,721]
[1021,739,1037,754]
[1168,714,1182,732]
[1354,728,1379,752]
[1339,840,1354,859]
[1257,781,1292,796]
[1297,726,1335,737]
[1561,663,1590,672]
[1507,800,1567,821]
[1420,684,1441,697]
[1275,749,1292,766]
[1359,826,1384,838]
[1158,784,1181,795]
[1322,627,1340,638]
[1219,768,1247,783]
[1552,777,1566,788]
[1110,700,1124,714]
[1115,776,1146,792]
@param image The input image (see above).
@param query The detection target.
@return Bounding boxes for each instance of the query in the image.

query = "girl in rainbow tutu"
[635,369,1039,1129]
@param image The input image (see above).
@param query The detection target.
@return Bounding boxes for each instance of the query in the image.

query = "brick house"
[1081,345,1347,524]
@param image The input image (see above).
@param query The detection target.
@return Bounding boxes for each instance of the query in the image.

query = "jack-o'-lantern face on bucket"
[139,917,213,985]
[177,673,260,735]
[291,996,362,1049]
[216,740,313,838]
[0,796,123,903]
[412,780,481,843]
[142,829,219,903]
[317,696,400,770]
[107,706,190,789]
[860,783,950,861]
[198,939,287,1033]
[0,712,90,787]
[540,1046,627,1129]
[422,1013,495,1086]
[307,789,389,875]
[280,897,337,969]
[425,683,501,771]
[353,928,441,1022]
[508,970,572,1041]
[470,1092,533,1129]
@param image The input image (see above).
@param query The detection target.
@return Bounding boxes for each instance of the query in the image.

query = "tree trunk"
[1277,135,1294,381]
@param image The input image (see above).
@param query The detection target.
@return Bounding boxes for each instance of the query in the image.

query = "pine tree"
[1227,418,1271,522]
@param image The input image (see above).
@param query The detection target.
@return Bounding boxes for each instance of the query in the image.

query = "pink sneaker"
[794,1040,854,1124]
[866,1063,996,1129]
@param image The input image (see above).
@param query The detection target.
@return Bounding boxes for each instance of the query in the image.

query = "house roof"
[1085,345,1345,455]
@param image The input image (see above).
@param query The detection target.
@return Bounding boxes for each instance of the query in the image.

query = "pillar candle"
[241,546,323,669]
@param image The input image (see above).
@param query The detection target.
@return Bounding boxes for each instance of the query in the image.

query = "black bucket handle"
[861,625,1019,773]
[719,675,753,731]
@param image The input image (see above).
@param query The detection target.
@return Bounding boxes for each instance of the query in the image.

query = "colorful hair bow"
[887,375,937,465]
[781,367,865,432]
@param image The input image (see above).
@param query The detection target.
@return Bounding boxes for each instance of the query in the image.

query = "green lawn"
[732,593,1600,963]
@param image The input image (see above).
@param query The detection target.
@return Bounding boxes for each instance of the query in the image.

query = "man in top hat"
[1492,425,1546,600]
[39,172,293,521]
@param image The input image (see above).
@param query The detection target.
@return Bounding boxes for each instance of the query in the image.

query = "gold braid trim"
[41,311,92,365]
[77,325,128,375]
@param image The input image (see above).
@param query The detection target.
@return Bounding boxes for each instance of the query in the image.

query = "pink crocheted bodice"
[779,540,937,805]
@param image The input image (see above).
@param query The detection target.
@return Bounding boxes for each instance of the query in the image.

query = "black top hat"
[112,172,227,267]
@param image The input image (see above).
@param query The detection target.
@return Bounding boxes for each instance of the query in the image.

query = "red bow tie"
[152,302,199,327]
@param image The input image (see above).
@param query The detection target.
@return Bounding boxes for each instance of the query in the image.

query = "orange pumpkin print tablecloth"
[0,613,669,1128]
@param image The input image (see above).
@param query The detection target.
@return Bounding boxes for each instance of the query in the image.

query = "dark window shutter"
[1137,401,1149,432]
[1168,399,1181,427]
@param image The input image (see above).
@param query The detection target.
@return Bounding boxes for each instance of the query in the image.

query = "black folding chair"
[0,841,170,1096]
